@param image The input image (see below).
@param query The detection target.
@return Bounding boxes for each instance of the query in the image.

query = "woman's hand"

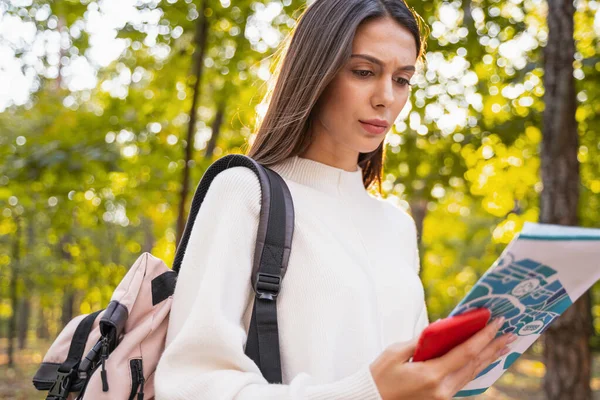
[370,317,516,400]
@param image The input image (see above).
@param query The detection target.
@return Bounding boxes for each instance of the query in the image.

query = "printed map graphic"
[450,253,572,338]
[450,252,573,397]
[445,222,600,397]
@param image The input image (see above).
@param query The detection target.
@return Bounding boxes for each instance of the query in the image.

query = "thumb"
[388,338,419,363]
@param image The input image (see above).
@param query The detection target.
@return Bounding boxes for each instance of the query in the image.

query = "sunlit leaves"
[1,0,599,332]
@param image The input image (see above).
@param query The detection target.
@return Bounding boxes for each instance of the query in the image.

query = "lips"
[359,119,389,135]
[360,119,389,128]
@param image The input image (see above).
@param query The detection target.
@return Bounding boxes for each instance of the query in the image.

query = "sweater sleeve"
[412,227,429,337]
[408,212,429,337]
[413,298,430,338]
[154,166,382,400]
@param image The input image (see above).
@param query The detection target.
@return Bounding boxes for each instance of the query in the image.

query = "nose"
[372,77,395,108]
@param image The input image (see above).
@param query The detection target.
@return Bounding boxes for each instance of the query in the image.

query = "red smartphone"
[412,308,492,362]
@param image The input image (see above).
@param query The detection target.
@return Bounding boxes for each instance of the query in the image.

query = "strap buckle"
[46,368,76,400]
[255,272,281,301]
[78,339,103,380]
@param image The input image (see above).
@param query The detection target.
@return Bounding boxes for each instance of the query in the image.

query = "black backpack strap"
[46,309,103,400]
[171,154,294,384]
[244,167,294,384]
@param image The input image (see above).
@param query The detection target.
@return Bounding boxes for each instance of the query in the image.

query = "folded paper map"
[450,222,600,397]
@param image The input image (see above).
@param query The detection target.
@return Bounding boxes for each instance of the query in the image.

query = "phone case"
[412,308,491,362]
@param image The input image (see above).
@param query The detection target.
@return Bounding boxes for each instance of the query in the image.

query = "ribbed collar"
[268,155,368,198]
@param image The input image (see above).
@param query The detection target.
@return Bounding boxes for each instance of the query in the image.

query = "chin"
[357,141,385,155]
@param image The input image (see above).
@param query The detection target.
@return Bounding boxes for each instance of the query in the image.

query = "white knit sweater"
[155,155,429,400]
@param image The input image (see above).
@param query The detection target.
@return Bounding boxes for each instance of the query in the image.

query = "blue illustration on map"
[451,252,572,368]
[451,253,573,397]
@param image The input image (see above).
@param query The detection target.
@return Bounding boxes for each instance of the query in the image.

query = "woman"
[155,0,515,399]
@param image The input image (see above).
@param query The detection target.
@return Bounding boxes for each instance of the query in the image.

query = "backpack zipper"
[128,358,145,400]
[100,335,110,391]
[75,335,110,400]
[75,358,100,400]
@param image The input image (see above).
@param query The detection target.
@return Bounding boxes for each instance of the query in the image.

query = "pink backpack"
[33,154,295,399]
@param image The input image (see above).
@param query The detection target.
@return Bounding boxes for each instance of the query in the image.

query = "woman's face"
[309,16,417,164]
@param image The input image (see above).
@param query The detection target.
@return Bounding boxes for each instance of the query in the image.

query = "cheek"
[394,91,410,113]
[335,79,364,114]
[318,82,356,125]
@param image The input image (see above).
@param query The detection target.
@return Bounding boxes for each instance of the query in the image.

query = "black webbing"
[58,309,103,374]
[243,168,291,384]
[246,298,281,383]
[173,155,267,274]
[171,154,294,384]
[46,309,103,399]
[262,169,288,257]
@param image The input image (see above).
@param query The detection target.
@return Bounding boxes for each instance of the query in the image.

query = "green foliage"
[0,0,599,347]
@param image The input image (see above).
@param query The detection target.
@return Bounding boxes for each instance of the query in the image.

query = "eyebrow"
[350,54,415,73]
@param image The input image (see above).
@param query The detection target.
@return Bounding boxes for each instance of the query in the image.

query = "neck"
[268,155,367,198]
[297,150,360,173]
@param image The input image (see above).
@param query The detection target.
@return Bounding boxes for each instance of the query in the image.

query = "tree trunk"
[8,217,21,367]
[540,0,591,398]
[409,195,428,278]
[410,198,428,247]
[142,216,155,253]
[176,0,209,246]
[112,226,121,265]
[104,224,121,265]
[205,101,225,159]
[17,298,30,350]
[61,290,76,328]
[462,0,475,37]
[18,214,36,348]
[59,234,77,328]
[37,300,49,340]
[55,15,66,91]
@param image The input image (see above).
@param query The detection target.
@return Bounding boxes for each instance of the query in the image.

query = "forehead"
[351,16,417,66]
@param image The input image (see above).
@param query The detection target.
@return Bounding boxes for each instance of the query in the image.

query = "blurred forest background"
[1,0,599,398]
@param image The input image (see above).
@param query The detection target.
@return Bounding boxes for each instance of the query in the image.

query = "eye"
[352,70,374,78]
[395,77,412,87]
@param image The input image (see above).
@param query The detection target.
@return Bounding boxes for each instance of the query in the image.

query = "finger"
[448,333,517,393]
[430,316,505,375]
[448,345,508,395]
[387,338,419,363]
[474,333,517,371]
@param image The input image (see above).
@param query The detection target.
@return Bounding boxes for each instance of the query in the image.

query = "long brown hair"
[246,0,427,193]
